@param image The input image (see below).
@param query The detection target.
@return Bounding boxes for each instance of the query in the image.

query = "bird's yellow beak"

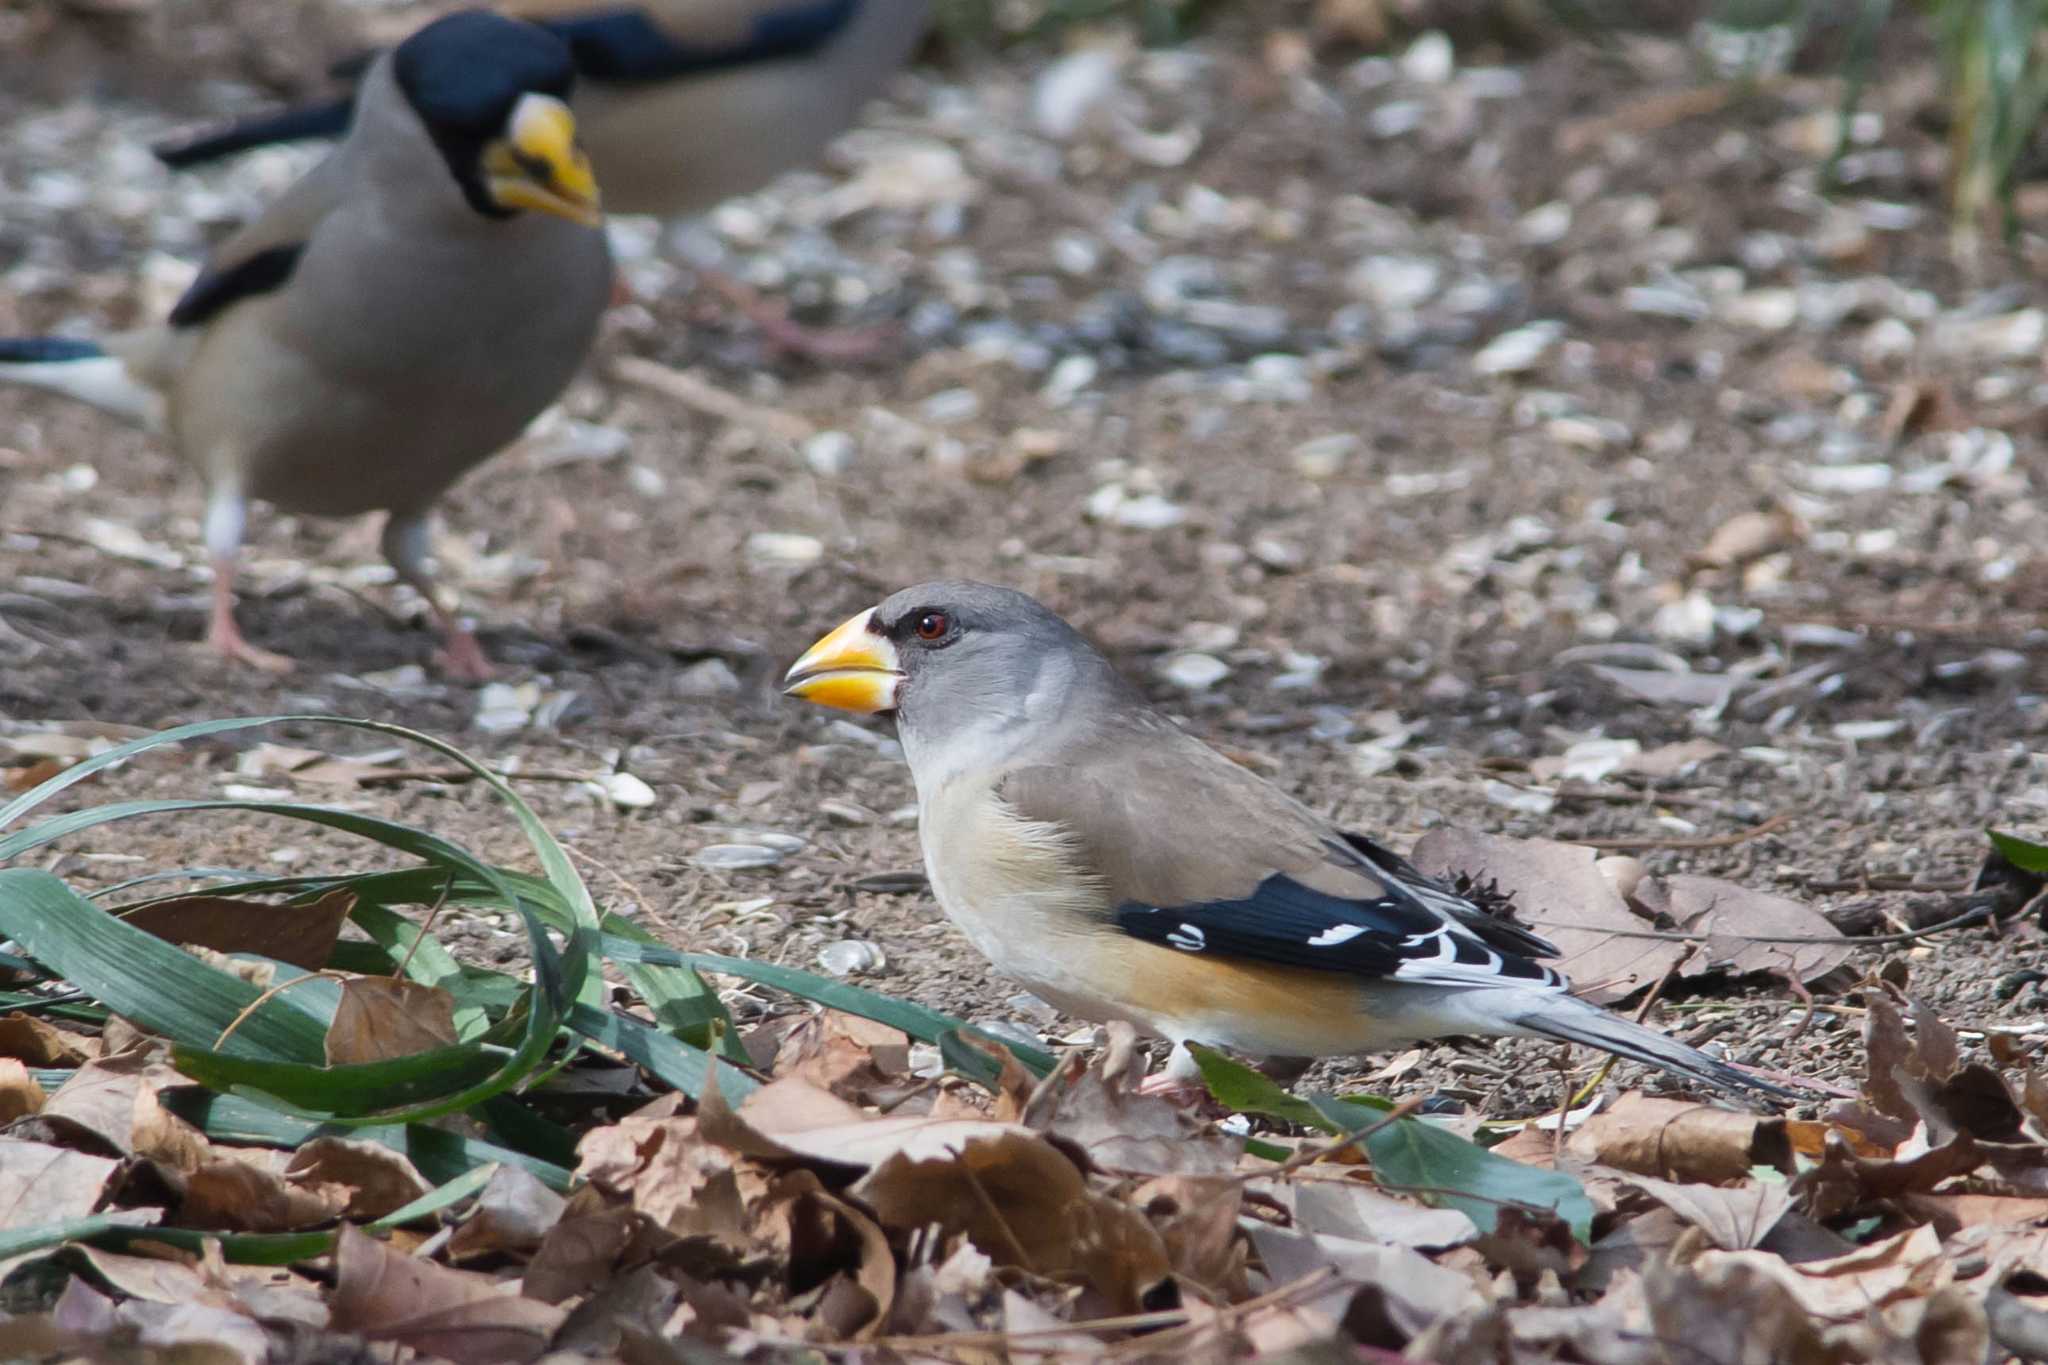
[784,607,903,714]
[482,93,601,227]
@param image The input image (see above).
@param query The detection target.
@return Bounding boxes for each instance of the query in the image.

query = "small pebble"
[1159,652,1230,690]
[819,940,887,976]
[693,843,786,870]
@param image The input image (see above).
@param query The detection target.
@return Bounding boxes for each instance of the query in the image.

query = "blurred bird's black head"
[393,11,598,225]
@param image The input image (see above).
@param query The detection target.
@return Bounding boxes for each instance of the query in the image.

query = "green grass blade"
[158,1089,573,1190]
[1990,829,2048,875]
[367,1162,500,1231]
[171,1040,515,1117]
[1307,1094,1595,1244]
[596,940,1058,1076]
[566,1002,759,1101]
[0,869,329,1061]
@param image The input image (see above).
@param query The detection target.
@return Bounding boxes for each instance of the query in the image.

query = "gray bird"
[154,0,934,355]
[785,581,1796,1102]
[0,11,613,675]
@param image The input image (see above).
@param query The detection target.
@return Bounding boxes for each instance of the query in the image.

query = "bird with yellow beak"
[788,581,1797,1103]
[0,11,611,676]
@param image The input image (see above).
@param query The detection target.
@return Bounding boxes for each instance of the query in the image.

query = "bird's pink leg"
[382,510,494,683]
[695,266,897,363]
[203,489,293,674]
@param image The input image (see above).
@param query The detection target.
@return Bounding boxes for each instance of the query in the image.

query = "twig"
[353,766,603,787]
[396,870,456,979]
[1576,810,1794,851]
[214,970,348,1049]
[1237,1095,1427,1182]
[1797,875,1972,894]
[1535,902,1993,946]
[610,354,816,443]
[1781,965,1820,1049]
[802,1265,1340,1354]
[952,1149,1037,1274]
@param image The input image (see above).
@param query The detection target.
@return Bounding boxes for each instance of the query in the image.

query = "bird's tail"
[1511,992,1799,1102]
[0,337,163,429]
[152,96,355,169]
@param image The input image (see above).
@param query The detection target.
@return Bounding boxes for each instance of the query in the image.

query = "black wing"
[545,0,860,82]
[1114,870,1564,990]
[168,245,308,330]
[154,97,356,170]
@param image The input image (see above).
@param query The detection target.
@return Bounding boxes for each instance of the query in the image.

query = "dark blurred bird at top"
[155,0,936,357]
[0,11,613,676]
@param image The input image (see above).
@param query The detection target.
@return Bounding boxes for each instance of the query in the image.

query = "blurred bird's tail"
[0,337,163,429]
[1511,991,1799,1103]
[152,96,355,169]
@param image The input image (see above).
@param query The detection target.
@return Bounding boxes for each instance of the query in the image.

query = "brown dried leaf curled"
[325,977,459,1066]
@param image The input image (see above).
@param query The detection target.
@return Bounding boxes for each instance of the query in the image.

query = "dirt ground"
[1,3,2044,1118]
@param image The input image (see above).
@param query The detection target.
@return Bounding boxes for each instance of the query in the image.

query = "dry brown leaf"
[29,1052,210,1172]
[284,1137,432,1221]
[771,1009,912,1103]
[1623,1172,1792,1251]
[1691,1224,1950,1328]
[854,1128,1170,1312]
[0,1057,48,1122]
[551,1263,677,1357]
[1246,1221,1486,1345]
[1695,508,1802,569]
[1579,1205,1690,1294]
[1132,1174,1245,1291]
[325,976,460,1066]
[574,1104,766,1264]
[0,1139,120,1230]
[1797,1130,1986,1222]
[1642,1255,1835,1365]
[1411,831,1686,1002]
[1271,1166,1478,1250]
[1568,1093,1789,1183]
[1903,1191,2048,1239]
[1632,873,1850,983]
[117,888,354,971]
[448,1163,569,1260]
[68,1246,212,1304]
[0,1010,92,1066]
[102,1298,274,1365]
[1000,1289,1105,1359]
[183,1152,349,1233]
[753,1169,895,1341]
[524,1190,648,1305]
[1022,1051,1240,1177]
[704,1073,1044,1172]
[329,1224,565,1364]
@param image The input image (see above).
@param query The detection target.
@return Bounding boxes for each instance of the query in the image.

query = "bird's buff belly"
[943,898,1398,1058]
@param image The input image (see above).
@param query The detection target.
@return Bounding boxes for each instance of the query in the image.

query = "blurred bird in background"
[0,11,613,676]
[154,0,935,358]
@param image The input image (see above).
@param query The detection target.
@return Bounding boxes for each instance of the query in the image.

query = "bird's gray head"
[388,11,602,227]
[784,581,1132,770]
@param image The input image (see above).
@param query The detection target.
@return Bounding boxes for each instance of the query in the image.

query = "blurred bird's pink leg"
[1135,1041,1221,1109]
[203,489,293,674]
[382,510,494,683]
[696,266,896,363]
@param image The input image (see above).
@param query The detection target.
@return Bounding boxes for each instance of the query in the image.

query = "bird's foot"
[1135,1071,1223,1112]
[206,618,294,675]
[434,626,496,684]
[751,313,899,364]
[697,267,896,363]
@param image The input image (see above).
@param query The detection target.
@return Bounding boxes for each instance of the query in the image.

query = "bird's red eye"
[914,611,949,640]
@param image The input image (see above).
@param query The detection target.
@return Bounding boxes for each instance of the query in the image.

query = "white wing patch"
[1166,924,1206,952]
[1390,923,1564,991]
[1306,923,1368,946]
